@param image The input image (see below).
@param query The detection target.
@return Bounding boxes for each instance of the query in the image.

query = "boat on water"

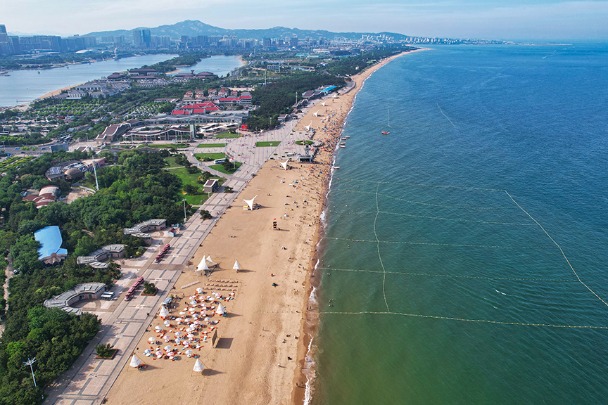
[332,165,340,169]
[340,136,350,140]
[339,144,346,148]
[381,131,390,135]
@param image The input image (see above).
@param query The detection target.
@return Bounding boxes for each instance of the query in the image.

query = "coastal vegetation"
[0,148,205,403]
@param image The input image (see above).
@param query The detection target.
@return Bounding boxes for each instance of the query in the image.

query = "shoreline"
[293,48,428,405]
[103,48,425,405]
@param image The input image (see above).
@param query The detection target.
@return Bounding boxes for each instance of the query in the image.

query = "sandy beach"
[105,49,419,405]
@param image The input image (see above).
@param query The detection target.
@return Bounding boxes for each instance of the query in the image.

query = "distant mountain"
[85,19,410,41]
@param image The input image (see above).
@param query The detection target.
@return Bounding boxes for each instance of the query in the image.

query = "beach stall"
[233,260,241,273]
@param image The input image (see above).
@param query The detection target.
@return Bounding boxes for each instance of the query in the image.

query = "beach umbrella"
[196,287,204,294]
[233,260,241,272]
[186,349,193,357]
[216,304,226,316]
[154,325,162,332]
[130,355,143,368]
[148,337,155,343]
[159,306,169,318]
[164,345,172,352]
[164,320,171,327]
[193,358,206,374]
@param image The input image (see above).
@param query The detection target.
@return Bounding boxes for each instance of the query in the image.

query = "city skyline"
[3,0,608,41]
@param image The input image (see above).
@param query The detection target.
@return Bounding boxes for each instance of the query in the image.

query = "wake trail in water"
[437,102,457,128]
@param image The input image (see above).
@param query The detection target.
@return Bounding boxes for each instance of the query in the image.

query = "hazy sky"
[2,0,607,40]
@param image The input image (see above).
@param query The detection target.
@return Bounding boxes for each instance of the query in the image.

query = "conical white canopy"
[159,306,169,318]
[216,303,226,315]
[197,258,210,271]
[205,255,214,263]
[233,260,240,272]
[130,354,143,368]
[193,358,205,373]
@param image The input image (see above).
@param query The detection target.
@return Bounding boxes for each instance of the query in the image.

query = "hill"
[85,19,409,41]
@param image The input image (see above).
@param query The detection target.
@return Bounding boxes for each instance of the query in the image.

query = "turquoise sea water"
[312,44,608,404]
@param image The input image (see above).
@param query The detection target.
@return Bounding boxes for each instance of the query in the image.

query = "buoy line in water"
[505,190,608,308]
[319,267,577,283]
[319,311,608,330]
[373,183,390,311]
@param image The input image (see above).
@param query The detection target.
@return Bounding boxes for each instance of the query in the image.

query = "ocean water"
[312,44,608,404]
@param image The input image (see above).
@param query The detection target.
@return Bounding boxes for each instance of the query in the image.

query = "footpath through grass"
[163,156,223,205]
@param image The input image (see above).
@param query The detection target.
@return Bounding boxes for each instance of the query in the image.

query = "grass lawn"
[197,143,227,148]
[216,131,241,139]
[255,141,281,147]
[295,140,314,145]
[164,156,183,168]
[210,162,242,174]
[194,152,226,161]
[144,143,189,149]
[163,157,223,205]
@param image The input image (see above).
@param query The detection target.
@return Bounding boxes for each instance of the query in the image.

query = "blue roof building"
[321,85,338,94]
[34,226,68,264]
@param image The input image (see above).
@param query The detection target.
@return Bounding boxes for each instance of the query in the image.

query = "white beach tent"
[159,306,169,319]
[233,260,241,272]
[193,358,206,374]
[196,257,210,272]
[216,303,226,316]
[130,354,143,368]
[205,255,214,263]
[243,195,258,210]
[280,160,290,170]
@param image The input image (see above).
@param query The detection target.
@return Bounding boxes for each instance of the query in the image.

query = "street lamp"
[182,199,187,224]
[24,357,37,387]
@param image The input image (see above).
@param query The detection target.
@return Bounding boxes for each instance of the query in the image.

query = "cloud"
[3,0,608,39]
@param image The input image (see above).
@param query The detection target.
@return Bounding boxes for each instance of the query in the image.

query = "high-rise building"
[132,29,151,48]
[289,35,299,48]
[0,24,11,55]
